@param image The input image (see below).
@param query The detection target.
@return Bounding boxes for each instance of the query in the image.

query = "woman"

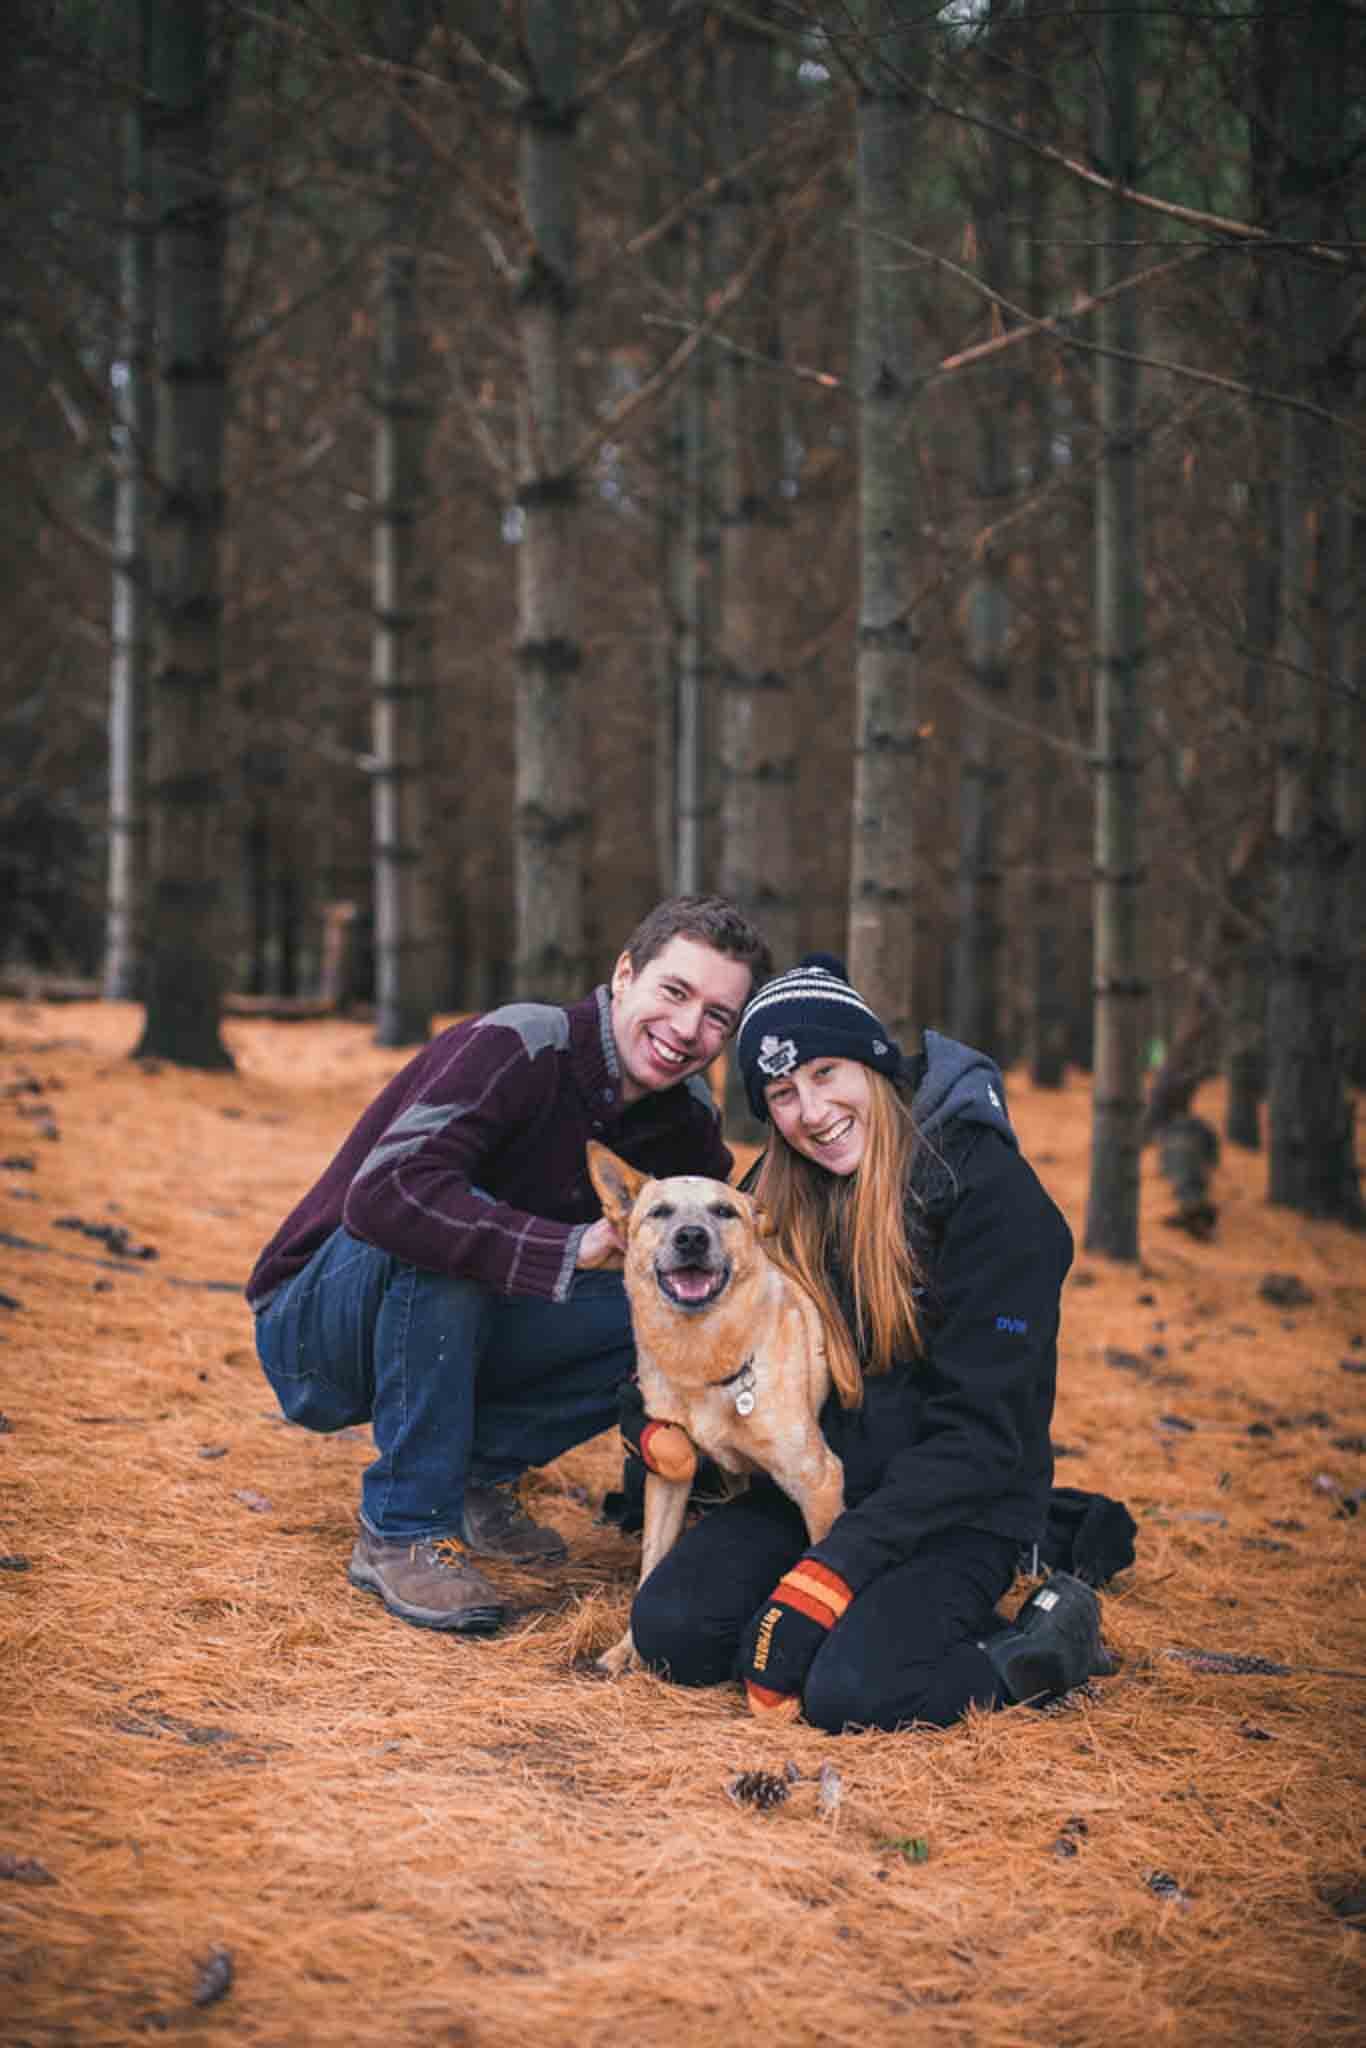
[625,955,1116,1732]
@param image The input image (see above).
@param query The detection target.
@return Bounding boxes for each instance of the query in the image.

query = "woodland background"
[2,10,1365,2039]
[1,0,1363,1264]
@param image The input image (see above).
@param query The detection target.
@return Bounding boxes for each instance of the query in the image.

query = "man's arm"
[342,1027,589,1301]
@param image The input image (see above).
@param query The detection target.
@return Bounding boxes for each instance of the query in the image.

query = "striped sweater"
[246,986,731,1310]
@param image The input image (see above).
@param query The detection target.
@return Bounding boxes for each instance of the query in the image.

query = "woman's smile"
[764,1058,872,1176]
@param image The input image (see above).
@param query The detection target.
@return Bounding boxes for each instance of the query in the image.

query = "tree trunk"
[715,10,793,1135]
[104,99,152,1004]
[133,0,233,1069]
[1024,3,1065,1089]
[1083,0,1146,1258]
[648,11,713,898]
[845,1,923,1047]
[1265,0,1361,1223]
[674,27,721,899]
[952,0,1015,1059]
[513,0,584,1002]
[1225,6,1280,1151]
[371,0,436,1049]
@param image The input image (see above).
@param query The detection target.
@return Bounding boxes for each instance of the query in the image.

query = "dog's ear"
[586,1141,647,1229]
[751,1200,778,1239]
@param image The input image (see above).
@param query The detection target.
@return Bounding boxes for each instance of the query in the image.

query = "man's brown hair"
[623,895,773,995]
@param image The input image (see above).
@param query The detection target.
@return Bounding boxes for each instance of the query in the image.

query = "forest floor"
[1,998,1363,2048]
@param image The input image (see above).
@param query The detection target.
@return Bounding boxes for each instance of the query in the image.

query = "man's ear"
[609,949,634,999]
[586,1141,647,1230]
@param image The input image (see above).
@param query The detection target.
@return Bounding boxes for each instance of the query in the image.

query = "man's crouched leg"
[348,1523,506,1634]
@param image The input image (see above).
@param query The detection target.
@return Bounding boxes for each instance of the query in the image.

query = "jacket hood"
[909,1029,1016,1150]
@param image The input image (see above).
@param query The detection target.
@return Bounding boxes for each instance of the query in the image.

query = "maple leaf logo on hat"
[756,1035,799,1078]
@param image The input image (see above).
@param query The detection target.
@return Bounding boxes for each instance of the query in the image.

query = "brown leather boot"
[458,1480,568,1563]
[348,1525,505,1633]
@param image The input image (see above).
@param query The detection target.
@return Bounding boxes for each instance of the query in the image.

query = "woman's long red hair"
[752,1070,924,1408]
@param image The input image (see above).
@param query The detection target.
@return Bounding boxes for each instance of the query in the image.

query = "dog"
[586,1141,844,1682]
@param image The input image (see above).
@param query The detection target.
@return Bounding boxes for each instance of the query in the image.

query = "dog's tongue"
[668,1268,717,1303]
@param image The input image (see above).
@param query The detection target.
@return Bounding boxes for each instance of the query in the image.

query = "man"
[247,896,771,1636]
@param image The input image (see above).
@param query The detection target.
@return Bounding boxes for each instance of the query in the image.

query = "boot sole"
[347,1565,505,1635]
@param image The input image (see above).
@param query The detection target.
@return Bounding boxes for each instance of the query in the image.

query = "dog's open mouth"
[655,1262,730,1310]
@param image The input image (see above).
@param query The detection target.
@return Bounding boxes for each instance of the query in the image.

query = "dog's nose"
[671,1224,711,1262]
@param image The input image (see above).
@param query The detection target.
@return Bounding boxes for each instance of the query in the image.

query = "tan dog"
[587,1142,844,1681]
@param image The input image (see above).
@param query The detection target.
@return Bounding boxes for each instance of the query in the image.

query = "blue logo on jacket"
[995,1314,1028,1335]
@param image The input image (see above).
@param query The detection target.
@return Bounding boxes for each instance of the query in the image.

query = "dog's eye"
[708,1201,739,1220]
[647,1201,675,1220]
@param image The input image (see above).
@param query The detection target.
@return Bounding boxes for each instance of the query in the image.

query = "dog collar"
[713,1354,757,1416]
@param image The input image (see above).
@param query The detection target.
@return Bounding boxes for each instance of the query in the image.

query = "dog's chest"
[638,1353,775,1473]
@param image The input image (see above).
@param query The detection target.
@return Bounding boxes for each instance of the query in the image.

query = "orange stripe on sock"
[778,1562,852,1625]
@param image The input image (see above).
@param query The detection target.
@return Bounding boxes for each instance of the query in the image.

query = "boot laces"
[477,1482,536,1537]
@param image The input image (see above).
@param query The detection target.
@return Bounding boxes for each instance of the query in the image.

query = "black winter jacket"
[617,1034,1073,1599]
[805,1109,1071,1596]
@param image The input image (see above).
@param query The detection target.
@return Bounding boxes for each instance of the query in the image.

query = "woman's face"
[764,1057,872,1177]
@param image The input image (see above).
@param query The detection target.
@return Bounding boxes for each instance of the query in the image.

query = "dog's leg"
[597,1470,693,1677]
[786,1441,846,1548]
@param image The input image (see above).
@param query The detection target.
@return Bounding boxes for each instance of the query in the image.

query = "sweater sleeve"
[341,1026,584,1302]
[808,1141,1072,1594]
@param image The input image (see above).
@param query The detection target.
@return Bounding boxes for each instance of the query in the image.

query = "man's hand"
[577,1217,626,1270]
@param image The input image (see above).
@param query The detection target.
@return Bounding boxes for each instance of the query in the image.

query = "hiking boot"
[458,1480,568,1564]
[348,1526,506,1634]
[981,1571,1118,1705]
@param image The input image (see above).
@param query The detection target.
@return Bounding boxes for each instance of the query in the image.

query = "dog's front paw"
[597,1630,641,1678]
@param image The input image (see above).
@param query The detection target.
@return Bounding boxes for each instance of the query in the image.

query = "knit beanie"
[736,953,903,1121]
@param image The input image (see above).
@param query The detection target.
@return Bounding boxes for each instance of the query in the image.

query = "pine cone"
[725,1769,791,1812]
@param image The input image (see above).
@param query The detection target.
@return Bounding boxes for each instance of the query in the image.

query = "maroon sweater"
[246,987,732,1311]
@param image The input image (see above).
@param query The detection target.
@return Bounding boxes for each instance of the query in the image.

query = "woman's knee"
[630,1573,739,1688]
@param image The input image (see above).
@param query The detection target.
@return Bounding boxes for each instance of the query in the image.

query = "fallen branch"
[1163,1647,1366,1681]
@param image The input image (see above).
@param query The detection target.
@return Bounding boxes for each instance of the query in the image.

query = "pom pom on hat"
[736,954,902,1122]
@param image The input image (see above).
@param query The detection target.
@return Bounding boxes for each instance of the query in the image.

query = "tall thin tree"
[716,4,797,999]
[1024,3,1066,1088]
[1265,0,1362,1222]
[846,1,923,1045]
[1083,0,1146,1257]
[513,0,584,1000]
[371,0,437,1047]
[104,82,152,1003]
[133,0,233,1068]
[951,0,1015,1058]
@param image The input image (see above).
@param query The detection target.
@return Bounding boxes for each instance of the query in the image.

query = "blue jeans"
[253,1227,634,1540]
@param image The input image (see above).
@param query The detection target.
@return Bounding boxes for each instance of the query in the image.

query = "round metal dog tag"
[735,1390,755,1417]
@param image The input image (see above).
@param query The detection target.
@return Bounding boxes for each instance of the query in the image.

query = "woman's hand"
[739,1556,853,1719]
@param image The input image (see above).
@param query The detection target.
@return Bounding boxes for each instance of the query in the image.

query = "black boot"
[981,1571,1117,1705]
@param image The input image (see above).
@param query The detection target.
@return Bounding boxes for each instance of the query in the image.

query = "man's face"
[609,934,753,1103]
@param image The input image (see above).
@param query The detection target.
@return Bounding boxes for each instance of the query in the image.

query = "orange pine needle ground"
[1,1000,1363,2046]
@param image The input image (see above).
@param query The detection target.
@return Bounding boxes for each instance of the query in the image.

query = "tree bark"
[1265,0,1361,1223]
[1022,0,1066,1089]
[715,8,795,970]
[104,98,152,1004]
[1084,0,1146,1258]
[514,0,585,1002]
[715,7,793,1135]
[133,0,233,1069]
[371,0,437,1048]
[952,0,1016,1060]
[845,0,924,1047]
